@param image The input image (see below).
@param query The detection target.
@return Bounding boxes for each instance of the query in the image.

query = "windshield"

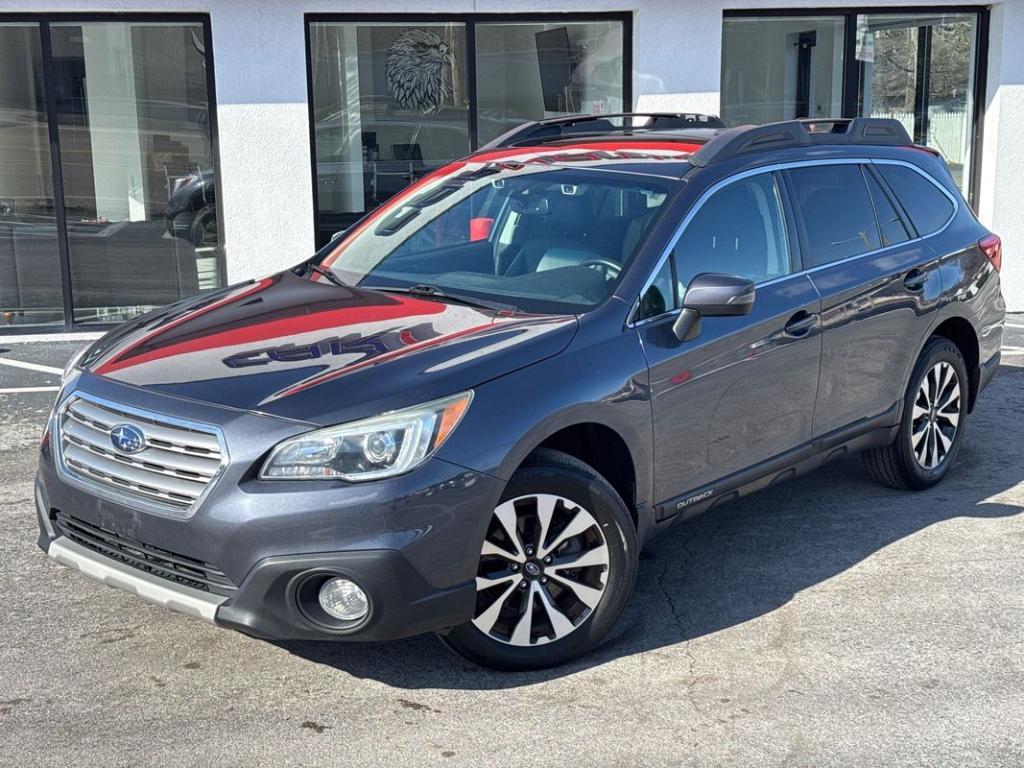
[319,161,678,313]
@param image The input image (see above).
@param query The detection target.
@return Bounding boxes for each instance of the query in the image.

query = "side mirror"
[672,272,756,342]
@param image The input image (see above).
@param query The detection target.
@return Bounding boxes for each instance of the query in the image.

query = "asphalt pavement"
[1,321,1023,767]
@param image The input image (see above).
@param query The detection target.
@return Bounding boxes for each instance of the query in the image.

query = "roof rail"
[482,112,726,150]
[690,118,913,167]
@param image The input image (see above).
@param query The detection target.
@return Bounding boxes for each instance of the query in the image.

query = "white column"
[978,1,1024,312]
[632,0,722,115]
[208,1,316,283]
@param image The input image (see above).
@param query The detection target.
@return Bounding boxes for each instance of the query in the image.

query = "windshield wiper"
[364,284,518,313]
[304,263,347,287]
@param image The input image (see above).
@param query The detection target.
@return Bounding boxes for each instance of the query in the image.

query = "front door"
[635,170,822,508]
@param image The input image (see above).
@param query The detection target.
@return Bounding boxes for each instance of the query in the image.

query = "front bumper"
[47,535,225,622]
[36,378,503,642]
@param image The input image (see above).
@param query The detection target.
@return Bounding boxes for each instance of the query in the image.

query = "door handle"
[903,269,929,291]
[784,311,817,337]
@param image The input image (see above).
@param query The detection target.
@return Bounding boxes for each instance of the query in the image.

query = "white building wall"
[8,0,1024,308]
[978,0,1024,311]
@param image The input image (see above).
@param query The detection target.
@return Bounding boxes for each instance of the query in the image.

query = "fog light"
[318,577,369,622]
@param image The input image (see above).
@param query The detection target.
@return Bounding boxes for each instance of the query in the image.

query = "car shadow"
[276,363,1024,689]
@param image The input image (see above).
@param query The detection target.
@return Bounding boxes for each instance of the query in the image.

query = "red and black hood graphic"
[81,270,577,425]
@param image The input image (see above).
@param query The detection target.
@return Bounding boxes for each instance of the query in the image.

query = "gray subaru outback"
[36,114,1006,670]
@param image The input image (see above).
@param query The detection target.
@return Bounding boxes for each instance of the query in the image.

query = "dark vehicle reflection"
[166,169,217,248]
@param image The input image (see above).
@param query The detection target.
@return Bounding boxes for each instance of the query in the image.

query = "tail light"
[979,234,1002,272]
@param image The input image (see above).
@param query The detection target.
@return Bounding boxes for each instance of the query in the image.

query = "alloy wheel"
[911,361,961,470]
[472,494,609,647]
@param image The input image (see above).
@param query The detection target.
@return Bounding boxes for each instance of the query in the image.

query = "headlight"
[260,391,473,481]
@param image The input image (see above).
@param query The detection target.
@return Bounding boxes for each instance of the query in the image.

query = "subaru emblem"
[110,423,146,454]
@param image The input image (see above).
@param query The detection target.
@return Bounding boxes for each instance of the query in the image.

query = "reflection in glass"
[322,163,671,315]
[310,22,470,245]
[721,16,846,126]
[856,13,977,190]
[474,21,625,145]
[50,22,221,324]
[0,24,63,327]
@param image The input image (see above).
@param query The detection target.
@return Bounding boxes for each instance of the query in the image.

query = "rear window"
[875,164,955,236]
[786,164,880,267]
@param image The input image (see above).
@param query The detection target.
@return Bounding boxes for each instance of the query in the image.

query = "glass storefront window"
[0,24,63,328]
[49,21,221,324]
[722,11,982,198]
[856,13,978,190]
[475,21,625,145]
[308,17,628,247]
[0,18,221,330]
[309,22,470,244]
[721,16,846,126]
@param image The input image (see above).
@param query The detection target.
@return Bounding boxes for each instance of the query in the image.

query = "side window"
[864,168,911,247]
[875,164,955,236]
[787,164,880,266]
[671,172,791,296]
[637,256,675,320]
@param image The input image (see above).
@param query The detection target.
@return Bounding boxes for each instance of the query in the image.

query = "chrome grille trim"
[55,392,228,519]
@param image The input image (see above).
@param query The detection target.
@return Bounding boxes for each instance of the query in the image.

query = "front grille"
[57,395,224,515]
[54,511,237,595]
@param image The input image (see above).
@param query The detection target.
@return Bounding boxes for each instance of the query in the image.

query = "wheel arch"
[533,423,638,523]
[498,413,651,534]
[931,315,980,411]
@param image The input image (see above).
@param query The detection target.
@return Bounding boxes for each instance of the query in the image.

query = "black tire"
[190,205,217,247]
[441,448,639,671]
[863,336,969,490]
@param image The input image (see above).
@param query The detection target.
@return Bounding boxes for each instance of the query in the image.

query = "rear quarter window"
[875,164,955,236]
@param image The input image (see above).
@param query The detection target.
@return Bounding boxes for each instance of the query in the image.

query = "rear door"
[636,169,822,507]
[786,160,944,437]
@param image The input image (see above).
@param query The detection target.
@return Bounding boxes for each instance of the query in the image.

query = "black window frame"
[0,12,224,335]
[303,12,634,249]
[721,6,989,210]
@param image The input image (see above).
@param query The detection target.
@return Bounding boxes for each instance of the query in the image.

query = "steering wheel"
[579,258,622,280]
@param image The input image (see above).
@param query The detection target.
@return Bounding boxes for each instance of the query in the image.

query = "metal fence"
[870,109,968,166]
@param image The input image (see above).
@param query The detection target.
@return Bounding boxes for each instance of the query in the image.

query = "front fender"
[434,321,654,517]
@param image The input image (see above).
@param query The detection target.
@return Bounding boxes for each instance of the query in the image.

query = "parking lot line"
[0,332,102,344]
[0,386,60,394]
[0,358,63,375]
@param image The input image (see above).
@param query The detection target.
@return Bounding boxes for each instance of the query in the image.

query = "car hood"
[81,270,578,425]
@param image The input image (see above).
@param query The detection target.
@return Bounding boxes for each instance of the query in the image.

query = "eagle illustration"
[385,28,454,114]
